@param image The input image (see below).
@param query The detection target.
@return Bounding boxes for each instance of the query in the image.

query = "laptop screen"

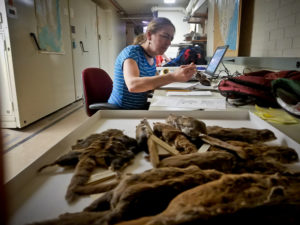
[204,45,229,77]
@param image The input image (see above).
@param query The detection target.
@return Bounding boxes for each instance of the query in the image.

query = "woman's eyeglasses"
[158,34,173,41]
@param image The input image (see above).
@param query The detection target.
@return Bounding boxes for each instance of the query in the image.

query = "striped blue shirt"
[108,45,156,109]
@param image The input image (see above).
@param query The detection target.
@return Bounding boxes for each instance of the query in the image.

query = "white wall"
[250,0,300,57]
[207,0,300,57]
[157,9,190,58]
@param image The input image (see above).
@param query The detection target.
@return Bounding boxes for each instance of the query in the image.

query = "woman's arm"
[123,59,196,93]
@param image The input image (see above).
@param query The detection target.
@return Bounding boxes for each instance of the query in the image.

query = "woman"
[108,17,197,109]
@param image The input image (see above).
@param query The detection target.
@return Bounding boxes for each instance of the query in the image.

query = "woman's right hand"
[171,63,197,82]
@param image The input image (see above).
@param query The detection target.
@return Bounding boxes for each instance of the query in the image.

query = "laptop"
[189,45,229,81]
[202,45,229,78]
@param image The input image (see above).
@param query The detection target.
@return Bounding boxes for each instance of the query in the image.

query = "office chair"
[82,67,119,116]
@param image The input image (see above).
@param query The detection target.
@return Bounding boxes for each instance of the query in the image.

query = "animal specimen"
[159,140,299,175]
[164,114,277,159]
[135,118,152,153]
[160,150,296,175]
[38,129,140,204]
[166,114,207,138]
[153,122,198,154]
[87,166,222,224]
[38,134,107,172]
[38,132,128,172]
[72,133,104,150]
[30,166,223,225]
[65,129,140,203]
[31,171,300,225]
[30,114,300,225]
[37,150,82,172]
[224,140,299,163]
[206,125,277,143]
[136,119,180,167]
[118,173,300,225]
[195,71,211,86]
[158,151,237,173]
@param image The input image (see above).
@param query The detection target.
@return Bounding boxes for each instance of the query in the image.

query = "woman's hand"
[171,63,197,82]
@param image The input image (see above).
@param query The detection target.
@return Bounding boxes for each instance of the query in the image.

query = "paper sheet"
[192,83,218,91]
[159,82,199,90]
[166,91,212,96]
[150,96,226,109]
[254,105,299,124]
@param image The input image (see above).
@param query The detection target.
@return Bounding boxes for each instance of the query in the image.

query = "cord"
[221,62,231,76]
[242,67,253,74]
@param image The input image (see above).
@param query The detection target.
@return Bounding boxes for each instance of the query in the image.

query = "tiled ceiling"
[94,0,190,18]
[114,0,190,15]
[94,0,191,26]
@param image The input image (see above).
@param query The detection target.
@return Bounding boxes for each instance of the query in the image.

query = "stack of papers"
[159,82,218,91]
[159,82,198,90]
[166,91,212,96]
[150,96,226,109]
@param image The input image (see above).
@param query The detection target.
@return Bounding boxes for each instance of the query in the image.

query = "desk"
[149,86,300,144]
[149,79,253,112]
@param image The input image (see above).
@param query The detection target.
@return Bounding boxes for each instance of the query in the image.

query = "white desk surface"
[149,87,300,144]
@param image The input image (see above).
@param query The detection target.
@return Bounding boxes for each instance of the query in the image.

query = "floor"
[2,100,89,183]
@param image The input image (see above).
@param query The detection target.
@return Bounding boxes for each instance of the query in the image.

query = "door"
[0,33,14,118]
[97,5,110,75]
[69,0,99,100]
[0,0,16,126]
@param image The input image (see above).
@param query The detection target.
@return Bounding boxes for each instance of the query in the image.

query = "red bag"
[218,70,300,107]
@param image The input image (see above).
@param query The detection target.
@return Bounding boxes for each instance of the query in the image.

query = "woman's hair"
[132,33,146,45]
[146,17,175,34]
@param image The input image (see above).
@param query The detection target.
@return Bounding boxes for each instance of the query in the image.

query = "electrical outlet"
[7,5,18,19]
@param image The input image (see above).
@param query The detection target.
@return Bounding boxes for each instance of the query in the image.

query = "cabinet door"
[97,6,109,74]
[0,33,14,117]
[69,0,99,100]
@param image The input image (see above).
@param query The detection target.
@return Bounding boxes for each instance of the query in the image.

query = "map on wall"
[35,0,64,53]
[213,0,241,56]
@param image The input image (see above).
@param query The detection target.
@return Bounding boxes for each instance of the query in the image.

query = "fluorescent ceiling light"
[164,0,175,4]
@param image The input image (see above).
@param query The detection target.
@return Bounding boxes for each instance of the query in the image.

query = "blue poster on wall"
[214,0,241,56]
[225,0,239,50]
[35,0,64,53]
